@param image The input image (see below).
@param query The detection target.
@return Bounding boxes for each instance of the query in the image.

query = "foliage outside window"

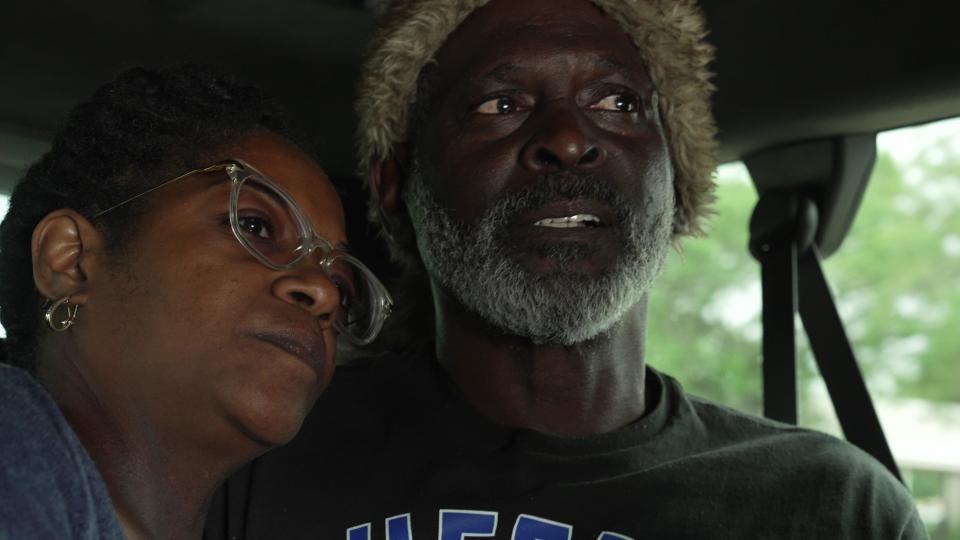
[648,117,960,539]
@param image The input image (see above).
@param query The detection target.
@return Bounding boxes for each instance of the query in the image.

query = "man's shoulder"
[654,372,900,479]
[678,384,891,473]
[654,379,925,537]
[657,370,845,446]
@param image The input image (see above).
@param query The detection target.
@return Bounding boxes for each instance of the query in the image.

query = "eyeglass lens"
[234,175,384,344]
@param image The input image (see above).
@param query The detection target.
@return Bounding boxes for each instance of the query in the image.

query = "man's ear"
[32,209,103,304]
[370,145,411,223]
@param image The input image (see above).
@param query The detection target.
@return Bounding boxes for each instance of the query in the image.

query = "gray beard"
[404,171,673,346]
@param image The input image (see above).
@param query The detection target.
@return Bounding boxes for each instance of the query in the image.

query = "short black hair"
[0,64,308,372]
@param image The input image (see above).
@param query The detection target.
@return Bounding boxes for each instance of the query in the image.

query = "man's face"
[403,0,675,345]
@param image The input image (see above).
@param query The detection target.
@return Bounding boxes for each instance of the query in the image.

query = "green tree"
[824,136,960,402]
[648,129,960,408]
[647,166,763,414]
[645,121,960,539]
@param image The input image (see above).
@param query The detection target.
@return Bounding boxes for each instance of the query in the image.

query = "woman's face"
[79,131,347,448]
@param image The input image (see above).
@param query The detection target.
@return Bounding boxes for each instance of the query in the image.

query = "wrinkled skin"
[375,0,675,435]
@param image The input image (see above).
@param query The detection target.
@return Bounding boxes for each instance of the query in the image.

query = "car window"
[648,116,960,538]
[646,160,763,412]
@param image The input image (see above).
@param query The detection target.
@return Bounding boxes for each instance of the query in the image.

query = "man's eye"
[336,281,353,309]
[591,93,641,113]
[333,278,356,320]
[475,96,519,115]
[237,216,273,240]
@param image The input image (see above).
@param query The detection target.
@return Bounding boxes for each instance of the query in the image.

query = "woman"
[0,65,391,539]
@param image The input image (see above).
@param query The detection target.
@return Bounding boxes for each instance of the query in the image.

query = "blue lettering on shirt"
[511,514,572,540]
[347,523,371,540]
[347,510,627,539]
[387,514,414,540]
[597,533,633,540]
[439,509,498,540]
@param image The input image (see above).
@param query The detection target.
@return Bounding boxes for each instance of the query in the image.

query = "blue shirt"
[0,363,125,539]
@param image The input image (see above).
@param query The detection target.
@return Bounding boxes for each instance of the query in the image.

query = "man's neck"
[434,292,649,437]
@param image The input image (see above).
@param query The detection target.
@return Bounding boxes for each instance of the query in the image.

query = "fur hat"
[356,0,718,265]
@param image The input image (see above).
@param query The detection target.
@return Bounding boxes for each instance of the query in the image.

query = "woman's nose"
[271,269,341,327]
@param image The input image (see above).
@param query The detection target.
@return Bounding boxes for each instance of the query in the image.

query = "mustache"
[479,171,636,228]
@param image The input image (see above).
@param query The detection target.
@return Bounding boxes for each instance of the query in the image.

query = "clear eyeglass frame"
[94,158,393,346]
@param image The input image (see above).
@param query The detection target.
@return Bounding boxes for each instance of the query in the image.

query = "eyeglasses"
[95,159,393,345]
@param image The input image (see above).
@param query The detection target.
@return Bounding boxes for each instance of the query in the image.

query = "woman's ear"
[32,209,104,304]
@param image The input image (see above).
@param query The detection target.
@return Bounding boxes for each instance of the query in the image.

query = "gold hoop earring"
[45,296,79,332]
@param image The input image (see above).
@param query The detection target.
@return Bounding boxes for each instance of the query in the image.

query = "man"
[206,0,926,538]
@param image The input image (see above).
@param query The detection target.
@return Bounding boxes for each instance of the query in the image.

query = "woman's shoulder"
[0,362,66,427]
[0,363,124,539]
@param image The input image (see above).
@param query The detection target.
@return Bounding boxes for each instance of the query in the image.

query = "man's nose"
[271,268,341,328]
[520,106,606,172]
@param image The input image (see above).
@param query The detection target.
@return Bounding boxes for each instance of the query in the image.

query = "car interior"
[2,0,959,536]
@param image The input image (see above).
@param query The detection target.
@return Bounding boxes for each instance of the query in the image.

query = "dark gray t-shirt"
[0,363,125,539]
[210,352,927,539]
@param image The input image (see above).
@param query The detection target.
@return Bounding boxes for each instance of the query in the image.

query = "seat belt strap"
[760,243,799,425]
[797,246,903,481]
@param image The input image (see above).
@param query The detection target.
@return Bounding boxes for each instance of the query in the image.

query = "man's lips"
[533,214,602,228]
[251,329,327,376]
[516,199,615,229]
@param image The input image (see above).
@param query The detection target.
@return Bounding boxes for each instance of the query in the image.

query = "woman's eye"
[591,93,641,113]
[237,216,273,240]
[475,96,520,115]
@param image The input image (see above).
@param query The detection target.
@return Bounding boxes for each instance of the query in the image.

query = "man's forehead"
[443,0,632,48]
[434,0,647,81]
[469,0,614,28]
[476,55,640,80]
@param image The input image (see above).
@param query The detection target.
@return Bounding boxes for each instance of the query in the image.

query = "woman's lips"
[251,329,326,376]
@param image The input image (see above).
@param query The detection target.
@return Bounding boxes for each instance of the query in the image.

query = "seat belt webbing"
[797,246,902,482]
[760,243,798,425]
